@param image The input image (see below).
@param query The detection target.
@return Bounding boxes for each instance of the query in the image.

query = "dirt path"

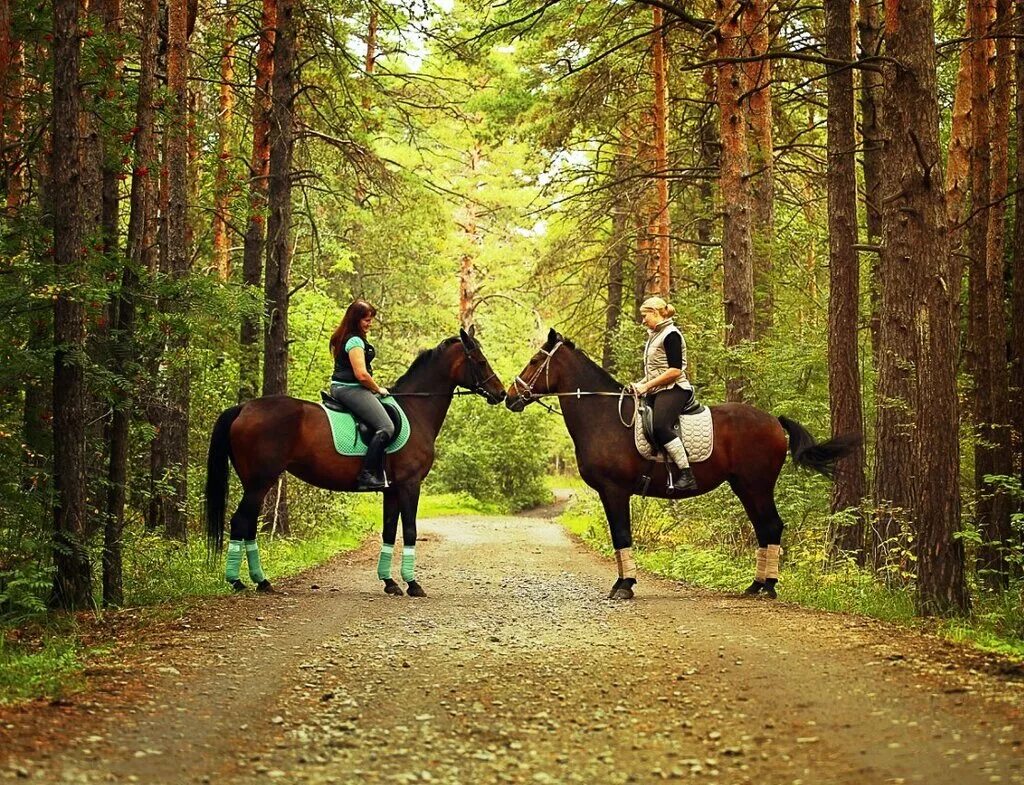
[2,506,1023,784]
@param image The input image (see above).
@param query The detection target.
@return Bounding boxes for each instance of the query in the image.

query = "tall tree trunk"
[881,0,968,615]
[742,0,774,339]
[262,0,295,533]
[977,0,1014,581]
[1012,0,1024,510]
[825,0,866,559]
[603,138,629,372]
[239,0,276,402]
[966,0,999,576]
[158,0,191,541]
[871,6,920,569]
[213,2,235,280]
[946,20,972,229]
[717,0,754,402]
[51,0,93,609]
[650,6,671,297]
[858,0,883,359]
[1,0,25,209]
[457,145,481,330]
[363,5,376,111]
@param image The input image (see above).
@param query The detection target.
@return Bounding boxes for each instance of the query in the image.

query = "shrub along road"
[2,509,1023,783]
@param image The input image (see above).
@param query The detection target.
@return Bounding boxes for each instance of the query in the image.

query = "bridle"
[388,340,502,402]
[509,341,637,426]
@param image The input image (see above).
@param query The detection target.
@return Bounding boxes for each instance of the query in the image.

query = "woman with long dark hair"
[329,299,394,491]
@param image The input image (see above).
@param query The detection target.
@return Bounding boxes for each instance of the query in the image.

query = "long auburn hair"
[330,299,377,358]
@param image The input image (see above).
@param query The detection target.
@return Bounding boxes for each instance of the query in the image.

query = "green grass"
[0,630,98,705]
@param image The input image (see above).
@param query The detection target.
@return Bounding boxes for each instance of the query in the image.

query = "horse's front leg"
[599,486,635,600]
[399,483,426,597]
[379,488,403,595]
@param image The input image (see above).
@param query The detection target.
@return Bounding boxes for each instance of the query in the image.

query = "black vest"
[332,336,375,383]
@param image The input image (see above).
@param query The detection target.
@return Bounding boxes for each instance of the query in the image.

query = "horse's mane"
[544,333,624,390]
[393,336,460,387]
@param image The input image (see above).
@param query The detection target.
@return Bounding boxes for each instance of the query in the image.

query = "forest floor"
[1,496,1023,784]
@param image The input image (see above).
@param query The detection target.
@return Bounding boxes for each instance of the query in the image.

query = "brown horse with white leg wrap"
[506,330,860,600]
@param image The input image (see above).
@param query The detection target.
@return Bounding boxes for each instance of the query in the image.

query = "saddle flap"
[320,391,403,447]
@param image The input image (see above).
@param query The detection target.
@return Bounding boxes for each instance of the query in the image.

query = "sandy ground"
[1,504,1022,784]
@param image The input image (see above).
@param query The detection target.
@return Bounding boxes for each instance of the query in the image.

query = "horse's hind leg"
[227,485,274,592]
[379,489,403,596]
[732,480,785,599]
[399,484,426,598]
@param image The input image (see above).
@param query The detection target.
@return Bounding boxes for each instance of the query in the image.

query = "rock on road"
[2,509,1023,784]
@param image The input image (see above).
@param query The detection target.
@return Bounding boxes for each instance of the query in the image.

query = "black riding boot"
[356,431,390,491]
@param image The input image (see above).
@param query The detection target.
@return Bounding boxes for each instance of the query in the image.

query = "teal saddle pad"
[318,397,411,456]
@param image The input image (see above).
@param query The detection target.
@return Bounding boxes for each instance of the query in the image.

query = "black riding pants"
[650,386,694,446]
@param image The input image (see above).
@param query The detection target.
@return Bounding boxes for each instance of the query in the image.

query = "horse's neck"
[392,359,455,438]
[557,355,628,440]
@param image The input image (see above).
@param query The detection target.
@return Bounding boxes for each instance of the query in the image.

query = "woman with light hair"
[630,296,697,492]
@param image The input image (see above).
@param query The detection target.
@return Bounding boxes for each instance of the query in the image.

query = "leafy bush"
[428,396,552,511]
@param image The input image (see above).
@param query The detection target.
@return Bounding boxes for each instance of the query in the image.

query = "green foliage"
[428,396,552,511]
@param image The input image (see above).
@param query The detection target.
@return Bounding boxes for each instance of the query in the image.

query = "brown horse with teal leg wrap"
[506,329,860,600]
[204,328,506,597]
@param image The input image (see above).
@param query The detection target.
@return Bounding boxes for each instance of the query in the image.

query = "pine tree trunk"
[1,0,25,209]
[717,0,754,402]
[603,139,629,372]
[825,0,866,559]
[51,0,93,610]
[858,0,883,360]
[239,0,276,402]
[1012,0,1024,512]
[213,4,235,280]
[946,20,972,229]
[742,0,774,339]
[651,6,671,297]
[881,0,968,615]
[977,0,1014,582]
[262,0,295,533]
[160,0,191,540]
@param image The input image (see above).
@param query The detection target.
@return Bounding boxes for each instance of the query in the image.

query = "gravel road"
[2,507,1022,784]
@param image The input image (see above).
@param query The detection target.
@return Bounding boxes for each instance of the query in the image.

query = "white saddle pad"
[634,406,714,463]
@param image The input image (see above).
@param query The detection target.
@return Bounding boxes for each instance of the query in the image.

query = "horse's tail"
[777,416,862,479]
[206,404,244,556]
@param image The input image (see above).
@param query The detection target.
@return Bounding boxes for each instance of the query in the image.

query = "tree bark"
[881,0,968,615]
[603,138,629,373]
[239,0,276,402]
[1,0,25,209]
[458,145,482,330]
[650,6,671,297]
[858,0,883,360]
[825,0,866,559]
[51,0,93,609]
[977,0,1014,581]
[213,3,235,280]
[158,0,191,540]
[742,0,774,339]
[1012,0,1024,512]
[262,0,295,533]
[946,19,972,229]
[717,0,754,402]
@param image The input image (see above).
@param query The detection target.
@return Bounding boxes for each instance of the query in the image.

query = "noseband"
[510,341,563,402]
[461,344,501,400]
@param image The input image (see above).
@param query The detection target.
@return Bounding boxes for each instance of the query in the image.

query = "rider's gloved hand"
[630,382,646,395]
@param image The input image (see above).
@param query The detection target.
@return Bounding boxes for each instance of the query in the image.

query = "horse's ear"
[459,326,475,348]
[467,323,476,339]
[547,327,559,345]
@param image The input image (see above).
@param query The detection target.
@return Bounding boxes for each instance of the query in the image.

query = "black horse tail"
[778,416,862,479]
[206,405,244,556]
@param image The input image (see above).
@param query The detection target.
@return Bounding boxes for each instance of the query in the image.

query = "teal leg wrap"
[245,539,266,583]
[377,543,394,580]
[225,540,244,583]
[401,546,415,582]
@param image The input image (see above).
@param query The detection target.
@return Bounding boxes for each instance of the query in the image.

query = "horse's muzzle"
[506,393,527,412]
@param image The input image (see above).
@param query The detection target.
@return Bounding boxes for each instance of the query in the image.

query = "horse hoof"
[229,579,246,592]
[406,581,427,598]
[607,578,624,599]
[763,579,778,599]
[383,579,404,596]
[256,579,275,593]
[611,586,634,600]
[743,580,765,595]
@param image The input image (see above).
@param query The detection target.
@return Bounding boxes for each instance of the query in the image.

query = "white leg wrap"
[765,544,783,581]
[755,547,768,582]
[615,547,637,580]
